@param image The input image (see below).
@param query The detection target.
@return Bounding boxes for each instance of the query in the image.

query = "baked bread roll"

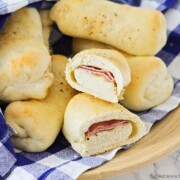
[66,48,131,103]
[120,56,174,111]
[39,10,53,50]
[72,38,115,54]
[50,0,167,56]
[63,93,145,156]
[0,8,53,102]
[72,38,173,111]
[4,55,77,152]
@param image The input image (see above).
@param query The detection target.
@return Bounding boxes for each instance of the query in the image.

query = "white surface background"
[104,149,180,180]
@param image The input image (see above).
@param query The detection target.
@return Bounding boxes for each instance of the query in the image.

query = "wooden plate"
[79,107,180,180]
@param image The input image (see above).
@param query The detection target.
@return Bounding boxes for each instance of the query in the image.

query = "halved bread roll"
[66,49,131,103]
[0,8,53,102]
[63,93,145,156]
[50,0,167,56]
[120,56,174,111]
[4,55,77,152]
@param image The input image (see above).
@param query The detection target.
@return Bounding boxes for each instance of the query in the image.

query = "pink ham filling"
[79,65,115,82]
[85,119,128,137]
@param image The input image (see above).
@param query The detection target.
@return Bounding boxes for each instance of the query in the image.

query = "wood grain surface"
[79,107,180,180]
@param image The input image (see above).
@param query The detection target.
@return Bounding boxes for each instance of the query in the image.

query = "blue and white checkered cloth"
[0,0,179,179]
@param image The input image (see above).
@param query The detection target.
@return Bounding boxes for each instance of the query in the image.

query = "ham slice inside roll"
[63,93,145,156]
[80,65,115,82]
[85,120,128,137]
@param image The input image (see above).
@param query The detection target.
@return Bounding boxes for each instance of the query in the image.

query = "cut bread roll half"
[4,55,77,152]
[0,8,53,102]
[66,49,131,103]
[63,93,145,156]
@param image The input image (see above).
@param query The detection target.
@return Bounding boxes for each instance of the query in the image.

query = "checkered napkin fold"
[0,0,180,179]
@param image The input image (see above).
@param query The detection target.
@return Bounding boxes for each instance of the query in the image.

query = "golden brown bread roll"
[65,48,131,103]
[72,38,116,54]
[4,55,77,152]
[72,38,174,111]
[120,56,174,111]
[50,0,167,56]
[63,93,145,156]
[0,8,53,102]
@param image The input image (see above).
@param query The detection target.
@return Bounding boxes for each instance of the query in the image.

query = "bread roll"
[72,38,174,111]
[50,0,167,56]
[39,10,53,50]
[72,38,116,54]
[120,56,174,111]
[63,93,145,156]
[0,8,53,102]
[66,48,131,103]
[4,55,77,152]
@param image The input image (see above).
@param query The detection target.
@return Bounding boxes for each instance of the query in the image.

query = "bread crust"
[120,56,174,111]
[4,55,77,152]
[39,10,53,50]
[72,38,116,54]
[50,0,167,56]
[0,8,53,102]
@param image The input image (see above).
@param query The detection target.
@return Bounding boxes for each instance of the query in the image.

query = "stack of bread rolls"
[50,0,173,156]
[50,0,173,111]
[71,38,174,111]
[2,0,173,157]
